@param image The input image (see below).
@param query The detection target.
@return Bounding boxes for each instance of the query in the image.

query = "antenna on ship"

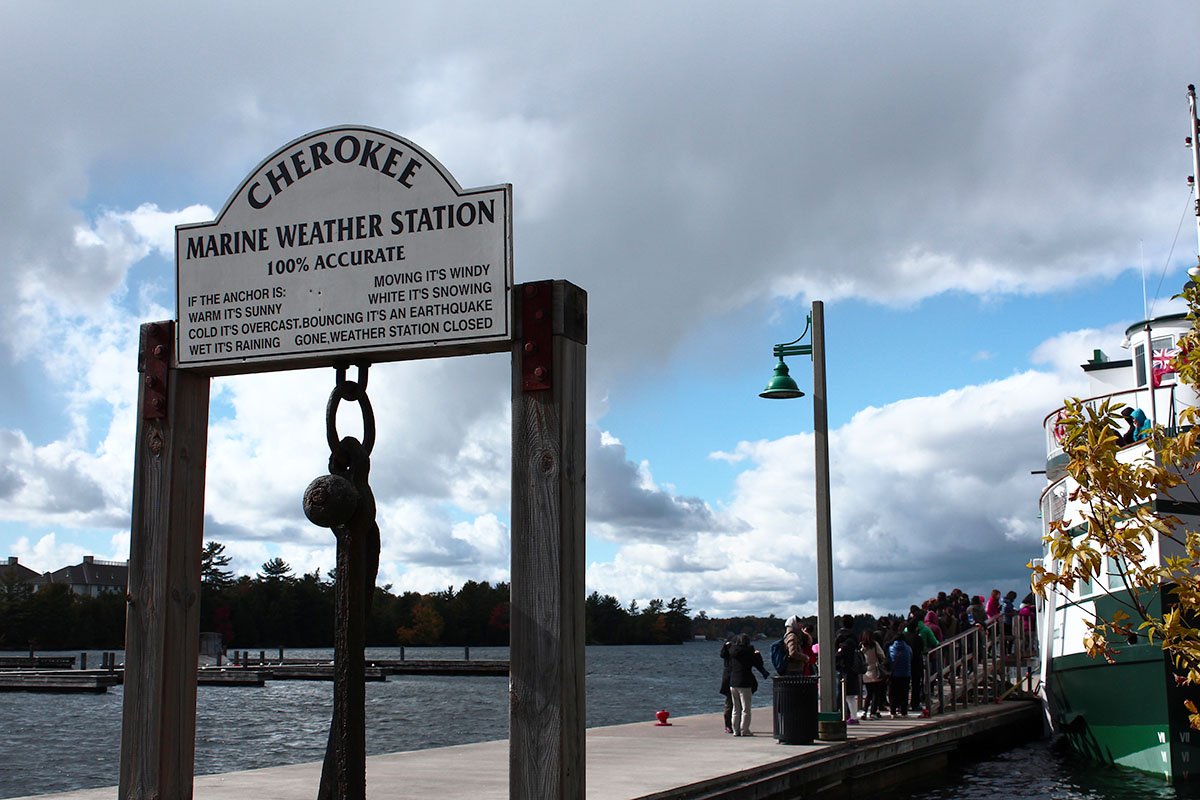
[1188,85,1200,280]
[1141,239,1149,321]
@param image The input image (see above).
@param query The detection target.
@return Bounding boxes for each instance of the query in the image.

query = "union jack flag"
[1151,347,1182,387]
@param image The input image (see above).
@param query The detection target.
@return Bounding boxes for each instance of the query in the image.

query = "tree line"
[0,577,126,651]
[201,543,705,648]
[1,539,835,651]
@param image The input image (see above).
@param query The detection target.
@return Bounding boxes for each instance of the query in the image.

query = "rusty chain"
[303,364,381,800]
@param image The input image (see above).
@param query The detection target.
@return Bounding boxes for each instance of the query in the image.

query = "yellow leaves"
[1028,281,1200,697]
[1186,701,1200,731]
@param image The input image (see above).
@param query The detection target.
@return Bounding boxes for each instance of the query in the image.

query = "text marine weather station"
[175,126,513,374]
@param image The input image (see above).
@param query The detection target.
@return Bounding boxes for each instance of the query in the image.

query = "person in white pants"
[723,633,769,736]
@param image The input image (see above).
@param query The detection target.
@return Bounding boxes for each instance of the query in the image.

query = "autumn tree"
[396,597,445,646]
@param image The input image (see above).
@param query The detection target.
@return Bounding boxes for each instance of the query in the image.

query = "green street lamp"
[759,359,803,399]
[759,317,811,400]
[759,300,840,737]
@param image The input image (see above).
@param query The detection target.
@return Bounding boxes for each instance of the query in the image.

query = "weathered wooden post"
[510,280,587,799]
[120,320,210,800]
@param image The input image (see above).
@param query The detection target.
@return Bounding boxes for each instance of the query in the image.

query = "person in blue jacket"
[887,631,912,718]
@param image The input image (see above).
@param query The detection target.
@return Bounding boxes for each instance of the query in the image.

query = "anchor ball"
[303,473,360,528]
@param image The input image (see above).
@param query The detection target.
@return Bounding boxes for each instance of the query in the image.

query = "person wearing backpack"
[782,615,812,675]
[860,630,889,720]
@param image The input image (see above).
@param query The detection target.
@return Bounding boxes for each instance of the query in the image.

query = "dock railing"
[922,613,1038,716]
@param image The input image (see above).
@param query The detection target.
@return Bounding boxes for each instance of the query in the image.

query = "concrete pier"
[12,701,1040,800]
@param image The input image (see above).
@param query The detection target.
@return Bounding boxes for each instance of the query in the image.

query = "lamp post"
[759,300,838,727]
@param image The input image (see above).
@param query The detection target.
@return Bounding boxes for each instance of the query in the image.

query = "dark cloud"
[587,427,740,542]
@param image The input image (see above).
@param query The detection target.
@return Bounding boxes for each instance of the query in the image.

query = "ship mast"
[1190,85,1200,271]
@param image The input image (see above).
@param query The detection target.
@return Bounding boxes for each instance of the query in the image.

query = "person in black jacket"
[718,640,734,733]
[724,634,770,736]
[835,615,862,723]
[904,616,927,712]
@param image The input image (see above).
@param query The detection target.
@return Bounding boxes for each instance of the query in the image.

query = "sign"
[175,126,512,373]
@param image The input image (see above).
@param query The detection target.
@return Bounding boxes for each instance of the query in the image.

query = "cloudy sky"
[2,3,1197,618]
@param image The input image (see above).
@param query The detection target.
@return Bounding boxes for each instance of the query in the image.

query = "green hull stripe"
[1062,722,1172,779]
[1049,642,1200,780]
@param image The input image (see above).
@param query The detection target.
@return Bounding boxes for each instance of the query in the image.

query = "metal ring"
[326,385,376,456]
[334,363,369,395]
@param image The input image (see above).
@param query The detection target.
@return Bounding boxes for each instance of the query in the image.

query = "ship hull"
[1044,587,1200,781]
[1047,644,1200,780]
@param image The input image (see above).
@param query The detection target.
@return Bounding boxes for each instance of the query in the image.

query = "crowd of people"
[718,587,1036,734]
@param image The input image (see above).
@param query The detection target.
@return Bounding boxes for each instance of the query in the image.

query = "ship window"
[1106,555,1126,590]
[1153,335,1176,386]
[1134,336,1177,387]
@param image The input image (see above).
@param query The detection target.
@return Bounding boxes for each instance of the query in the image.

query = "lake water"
[1,642,760,798]
[877,737,1200,800]
[3,642,1200,799]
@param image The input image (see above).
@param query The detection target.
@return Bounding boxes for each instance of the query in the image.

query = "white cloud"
[588,367,1076,617]
[12,533,90,575]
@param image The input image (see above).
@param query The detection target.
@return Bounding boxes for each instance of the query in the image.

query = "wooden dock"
[0,658,506,693]
[220,657,509,677]
[373,659,508,676]
[0,672,119,693]
[0,656,76,670]
[196,670,266,687]
[10,700,1041,799]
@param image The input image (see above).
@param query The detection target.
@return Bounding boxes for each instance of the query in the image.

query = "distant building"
[0,556,48,588]
[48,555,128,597]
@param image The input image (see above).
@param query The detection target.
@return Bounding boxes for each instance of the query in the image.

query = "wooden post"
[510,280,587,800]
[120,320,210,800]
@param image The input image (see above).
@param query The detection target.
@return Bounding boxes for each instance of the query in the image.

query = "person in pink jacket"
[985,589,1001,621]
[923,610,943,642]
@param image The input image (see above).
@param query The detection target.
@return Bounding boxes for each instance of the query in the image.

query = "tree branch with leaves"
[1029,281,1200,725]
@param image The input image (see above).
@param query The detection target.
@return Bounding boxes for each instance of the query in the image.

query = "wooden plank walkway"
[11,701,1041,800]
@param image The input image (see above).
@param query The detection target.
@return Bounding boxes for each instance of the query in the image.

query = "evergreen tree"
[201,541,234,589]
[258,557,295,582]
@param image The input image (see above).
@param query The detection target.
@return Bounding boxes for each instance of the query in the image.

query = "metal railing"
[1043,384,1183,464]
[921,613,1038,716]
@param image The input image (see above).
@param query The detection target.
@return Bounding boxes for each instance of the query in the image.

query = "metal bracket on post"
[139,322,172,421]
[521,280,553,392]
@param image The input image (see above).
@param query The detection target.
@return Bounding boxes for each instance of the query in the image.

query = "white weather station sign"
[175,126,512,373]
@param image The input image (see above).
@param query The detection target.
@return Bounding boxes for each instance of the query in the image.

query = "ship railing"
[922,613,1038,717]
[1043,384,1186,464]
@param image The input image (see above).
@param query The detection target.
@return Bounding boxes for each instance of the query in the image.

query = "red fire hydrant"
[654,709,672,726]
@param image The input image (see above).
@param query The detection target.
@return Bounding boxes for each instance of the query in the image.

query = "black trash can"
[773,675,819,744]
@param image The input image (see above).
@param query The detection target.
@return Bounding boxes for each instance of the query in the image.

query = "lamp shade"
[759,358,804,399]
